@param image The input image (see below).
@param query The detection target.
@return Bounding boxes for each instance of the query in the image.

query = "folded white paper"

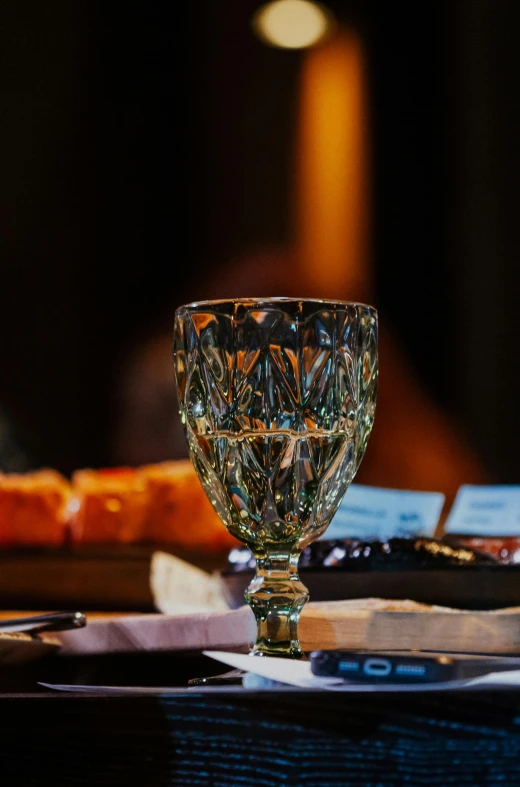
[203,651,520,692]
[41,652,520,694]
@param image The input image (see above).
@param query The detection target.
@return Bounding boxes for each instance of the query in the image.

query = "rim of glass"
[176,296,377,312]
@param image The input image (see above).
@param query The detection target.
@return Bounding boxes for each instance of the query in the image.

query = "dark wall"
[0,0,518,477]
[0,2,93,472]
[454,0,520,480]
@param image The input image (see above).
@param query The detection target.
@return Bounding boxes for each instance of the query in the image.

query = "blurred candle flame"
[294,28,371,300]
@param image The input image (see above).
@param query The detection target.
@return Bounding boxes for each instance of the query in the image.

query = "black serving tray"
[219,565,520,611]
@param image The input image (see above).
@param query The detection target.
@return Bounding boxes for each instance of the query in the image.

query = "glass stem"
[245,549,310,658]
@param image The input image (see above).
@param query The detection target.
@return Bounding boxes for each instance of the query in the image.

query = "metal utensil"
[0,611,86,635]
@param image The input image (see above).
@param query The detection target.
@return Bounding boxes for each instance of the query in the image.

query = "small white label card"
[444,485,520,536]
[324,484,445,541]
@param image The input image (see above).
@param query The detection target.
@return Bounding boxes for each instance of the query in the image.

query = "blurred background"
[1,0,519,499]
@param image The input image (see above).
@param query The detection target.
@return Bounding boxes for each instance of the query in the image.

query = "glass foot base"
[188,669,245,687]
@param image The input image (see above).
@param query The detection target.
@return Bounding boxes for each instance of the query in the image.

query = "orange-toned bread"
[139,460,238,551]
[69,467,147,544]
[0,469,71,546]
[0,461,239,550]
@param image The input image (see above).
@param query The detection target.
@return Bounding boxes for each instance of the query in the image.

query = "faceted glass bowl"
[174,298,378,657]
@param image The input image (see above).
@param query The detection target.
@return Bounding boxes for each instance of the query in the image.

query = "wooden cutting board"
[53,599,520,656]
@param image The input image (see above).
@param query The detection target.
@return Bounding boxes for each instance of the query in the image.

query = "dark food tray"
[221,537,520,611]
[220,565,520,611]
[2,541,518,613]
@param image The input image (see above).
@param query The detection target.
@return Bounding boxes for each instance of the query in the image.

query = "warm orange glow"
[294,28,371,300]
[253,0,333,50]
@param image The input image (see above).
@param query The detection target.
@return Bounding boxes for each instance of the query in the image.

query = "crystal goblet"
[174,298,378,658]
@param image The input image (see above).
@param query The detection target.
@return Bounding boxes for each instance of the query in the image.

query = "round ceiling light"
[252,0,334,50]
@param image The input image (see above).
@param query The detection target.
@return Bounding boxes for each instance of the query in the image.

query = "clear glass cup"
[174,298,378,658]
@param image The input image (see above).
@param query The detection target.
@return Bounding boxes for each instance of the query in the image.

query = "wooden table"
[1,651,520,786]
